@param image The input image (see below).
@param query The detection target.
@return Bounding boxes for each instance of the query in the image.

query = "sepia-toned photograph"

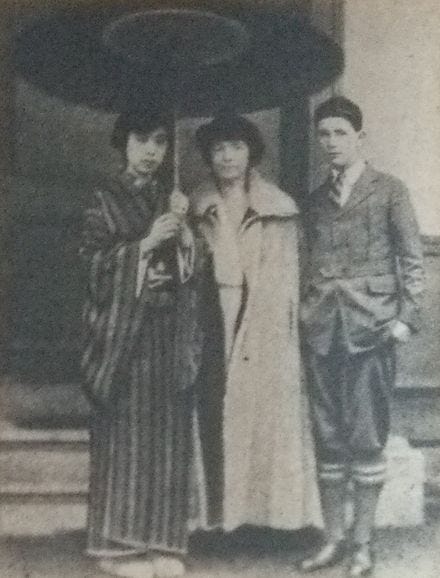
[0,0,439,576]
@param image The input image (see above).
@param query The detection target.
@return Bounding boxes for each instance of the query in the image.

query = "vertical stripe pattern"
[87,307,193,556]
[81,174,204,557]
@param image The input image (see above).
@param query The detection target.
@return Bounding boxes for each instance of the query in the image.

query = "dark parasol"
[14,1,343,116]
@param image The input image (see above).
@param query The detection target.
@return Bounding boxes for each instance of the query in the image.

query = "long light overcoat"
[193,172,322,532]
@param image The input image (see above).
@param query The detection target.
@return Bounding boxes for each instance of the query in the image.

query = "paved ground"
[1,500,439,578]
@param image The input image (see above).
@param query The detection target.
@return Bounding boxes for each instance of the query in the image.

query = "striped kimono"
[80,172,205,557]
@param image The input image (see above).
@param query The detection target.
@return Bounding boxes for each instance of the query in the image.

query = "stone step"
[392,387,440,444]
[0,419,440,536]
[0,379,89,429]
[0,420,89,496]
[0,496,87,536]
[0,420,89,535]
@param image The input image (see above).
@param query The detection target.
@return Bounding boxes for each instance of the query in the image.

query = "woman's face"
[125,127,169,178]
[210,139,250,182]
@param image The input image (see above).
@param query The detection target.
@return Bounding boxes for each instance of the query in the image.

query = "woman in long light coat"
[192,115,322,533]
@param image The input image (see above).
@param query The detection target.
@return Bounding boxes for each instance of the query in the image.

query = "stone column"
[280,0,344,202]
[307,0,344,190]
[0,4,14,367]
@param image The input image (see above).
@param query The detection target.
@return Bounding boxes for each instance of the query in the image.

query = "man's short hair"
[314,96,363,132]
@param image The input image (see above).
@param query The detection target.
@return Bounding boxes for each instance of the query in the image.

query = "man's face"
[317,117,363,169]
[210,140,250,182]
[125,128,168,177]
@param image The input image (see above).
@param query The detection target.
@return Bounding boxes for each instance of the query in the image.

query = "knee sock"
[319,463,347,543]
[351,482,382,545]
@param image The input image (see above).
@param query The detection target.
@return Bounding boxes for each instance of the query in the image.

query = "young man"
[300,97,424,576]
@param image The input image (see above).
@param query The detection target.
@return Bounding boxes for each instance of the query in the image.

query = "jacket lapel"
[338,164,379,215]
[317,177,342,217]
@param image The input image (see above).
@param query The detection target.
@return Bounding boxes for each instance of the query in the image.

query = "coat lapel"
[338,164,380,215]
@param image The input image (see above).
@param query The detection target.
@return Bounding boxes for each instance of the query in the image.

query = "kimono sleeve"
[79,190,130,305]
[79,190,139,406]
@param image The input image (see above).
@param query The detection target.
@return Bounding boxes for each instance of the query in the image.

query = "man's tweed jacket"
[300,164,424,356]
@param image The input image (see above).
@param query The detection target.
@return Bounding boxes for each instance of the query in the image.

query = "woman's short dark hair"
[111,108,174,190]
[111,108,174,152]
[196,114,265,167]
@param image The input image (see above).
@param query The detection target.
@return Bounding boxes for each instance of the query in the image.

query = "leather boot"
[299,540,346,573]
[348,542,375,576]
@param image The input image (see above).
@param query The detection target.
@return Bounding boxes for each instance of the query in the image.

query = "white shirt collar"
[330,159,366,206]
[331,159,366,189]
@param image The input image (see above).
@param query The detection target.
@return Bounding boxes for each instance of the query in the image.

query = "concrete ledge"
[0,497,87,536]
[0,378,90,429]
[0,419,89,497]
[0,420,88,445]
[376,437,425,527]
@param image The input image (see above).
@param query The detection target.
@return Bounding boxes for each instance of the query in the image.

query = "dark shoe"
[348,542,375,576]
[299,540,346,573]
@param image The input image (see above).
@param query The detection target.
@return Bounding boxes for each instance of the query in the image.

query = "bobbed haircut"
[196,114,265,167]
[111,108,174,153]
[314,96,363,132]
[111,108,174,191]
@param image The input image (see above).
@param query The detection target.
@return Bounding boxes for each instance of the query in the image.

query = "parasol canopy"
[14,1,343,116]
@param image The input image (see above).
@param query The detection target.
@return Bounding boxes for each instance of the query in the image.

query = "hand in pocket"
[388,320,411,343]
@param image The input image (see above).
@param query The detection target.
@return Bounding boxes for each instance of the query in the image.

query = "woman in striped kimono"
[80,109,205,578]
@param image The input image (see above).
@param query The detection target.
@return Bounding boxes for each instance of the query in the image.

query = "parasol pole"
[170,89,192,283]
[173,106,181,193]
[169,78,189,215]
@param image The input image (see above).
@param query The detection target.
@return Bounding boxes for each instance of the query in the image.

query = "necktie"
[330,171,345,205]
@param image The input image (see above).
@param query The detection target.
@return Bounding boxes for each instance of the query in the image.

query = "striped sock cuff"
[351,460,386,486]
[318,462,347,483]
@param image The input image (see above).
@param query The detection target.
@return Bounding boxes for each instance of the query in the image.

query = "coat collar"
[191,170,299,219]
